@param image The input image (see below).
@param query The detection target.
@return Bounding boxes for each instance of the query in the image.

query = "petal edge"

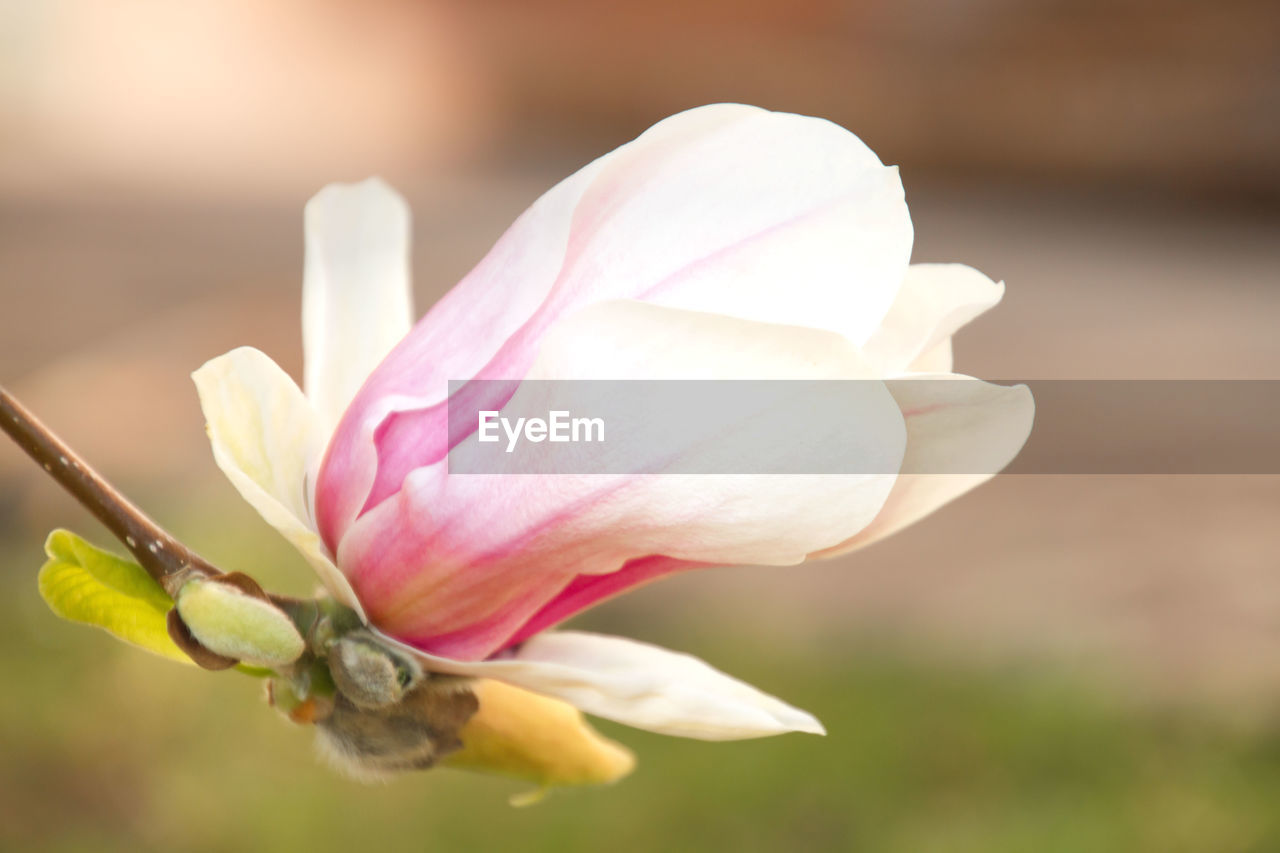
[379,630,825,741]
[193,347,365,616]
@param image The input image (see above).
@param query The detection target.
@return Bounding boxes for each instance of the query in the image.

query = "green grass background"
[4,505,1280,853]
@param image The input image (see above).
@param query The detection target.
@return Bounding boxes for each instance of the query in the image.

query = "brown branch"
[0,385,222,598]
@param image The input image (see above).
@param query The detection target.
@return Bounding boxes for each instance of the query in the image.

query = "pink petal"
[500,556,706,650]
[315,104,911,552]
[335,301,906,659]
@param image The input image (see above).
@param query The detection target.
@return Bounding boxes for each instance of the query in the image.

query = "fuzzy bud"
[175,577,305,668]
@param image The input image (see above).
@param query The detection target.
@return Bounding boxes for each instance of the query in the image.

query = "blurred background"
[2,1,1279,850]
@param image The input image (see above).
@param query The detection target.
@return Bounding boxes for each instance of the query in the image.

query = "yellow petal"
[443,679,635,791]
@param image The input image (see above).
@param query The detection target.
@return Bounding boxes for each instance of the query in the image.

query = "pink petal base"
[399,555,710,660]
[501,555,710,649]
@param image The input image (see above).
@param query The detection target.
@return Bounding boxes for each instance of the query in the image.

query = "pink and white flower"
[193,104,1032,741]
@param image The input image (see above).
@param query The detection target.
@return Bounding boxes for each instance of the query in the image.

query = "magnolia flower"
[194,104,1032,743]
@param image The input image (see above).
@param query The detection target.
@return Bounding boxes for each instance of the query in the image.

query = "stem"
[0,385,221,597]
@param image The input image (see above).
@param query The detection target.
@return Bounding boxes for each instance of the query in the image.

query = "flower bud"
[175,577,306,668]
[327,630,421,709]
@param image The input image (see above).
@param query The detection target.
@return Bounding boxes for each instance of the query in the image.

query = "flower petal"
[303,178,414,433]
[337,301,904,659]
[810,374,1034,559]
[317,104,912,548]
[382,630,824,741]
[443,679,636,788]
[908,339,954,374]
[863,264,1004,374]
[192,347,364,616]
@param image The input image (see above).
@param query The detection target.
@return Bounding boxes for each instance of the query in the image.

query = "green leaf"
[37,529,193,665]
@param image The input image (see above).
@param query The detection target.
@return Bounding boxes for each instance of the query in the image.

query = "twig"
[0,385,221,598]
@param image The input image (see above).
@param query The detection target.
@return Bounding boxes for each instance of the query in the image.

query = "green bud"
[327,631,422,709]
[175,577,305,668]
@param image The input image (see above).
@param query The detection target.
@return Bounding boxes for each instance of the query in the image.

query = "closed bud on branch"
[175,577,306,668]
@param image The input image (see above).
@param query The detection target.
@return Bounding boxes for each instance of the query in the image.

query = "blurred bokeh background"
[2,1,1279,850]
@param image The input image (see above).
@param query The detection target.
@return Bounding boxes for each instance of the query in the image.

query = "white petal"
[303,178,414,433]
[560,105,912,347]
[192,347,365,616]
[512,300,908,566]
[863,264,1004,373]
[909,339,953,373]
[381,630,824,740]
[811,375,1034,559]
